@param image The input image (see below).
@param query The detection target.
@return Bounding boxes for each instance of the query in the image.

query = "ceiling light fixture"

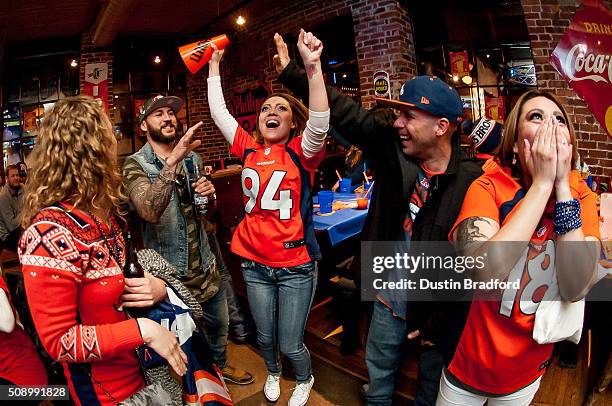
[154,55,161,64]
[453,75,459,82]
[236,15,246,25]
[70,59,78,68]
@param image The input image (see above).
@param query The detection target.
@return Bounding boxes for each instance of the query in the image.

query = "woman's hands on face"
[523,116,557,190]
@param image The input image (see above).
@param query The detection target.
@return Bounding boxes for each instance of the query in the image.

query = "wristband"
[554,199,582,235]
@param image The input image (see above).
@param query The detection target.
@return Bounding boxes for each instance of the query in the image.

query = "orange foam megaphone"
[179,34,230,74]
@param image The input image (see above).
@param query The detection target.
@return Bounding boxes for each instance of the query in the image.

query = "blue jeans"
[199,288,229,368]
[365,301,443,406]
[241,260,316,383]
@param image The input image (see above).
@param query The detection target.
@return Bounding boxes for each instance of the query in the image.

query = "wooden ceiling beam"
[91,0,139,47]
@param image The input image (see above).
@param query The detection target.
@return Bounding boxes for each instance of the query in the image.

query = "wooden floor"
[532,333,612,406]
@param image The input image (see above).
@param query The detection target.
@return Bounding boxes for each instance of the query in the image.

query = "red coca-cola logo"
[550,1,612,138]
[564,43,612,83]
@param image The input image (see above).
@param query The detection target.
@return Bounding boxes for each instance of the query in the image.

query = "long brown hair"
[252,92,308,144]
[22,96,126,226]
[497,89,578,171]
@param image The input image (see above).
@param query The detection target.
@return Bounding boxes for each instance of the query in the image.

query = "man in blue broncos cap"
[274,33,483,406]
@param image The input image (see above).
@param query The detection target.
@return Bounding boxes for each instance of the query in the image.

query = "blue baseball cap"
[376,76,463,123]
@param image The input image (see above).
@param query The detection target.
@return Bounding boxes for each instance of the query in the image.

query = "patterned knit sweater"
[19,202,145,405]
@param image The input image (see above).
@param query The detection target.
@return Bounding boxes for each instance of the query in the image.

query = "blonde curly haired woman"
[19,96,187,405]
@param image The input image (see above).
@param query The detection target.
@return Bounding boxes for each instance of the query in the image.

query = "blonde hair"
[22,95,126,227]
[497,90,578,171]
[252,92,308,144]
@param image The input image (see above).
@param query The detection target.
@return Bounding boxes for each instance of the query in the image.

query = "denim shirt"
[127,143,214,276]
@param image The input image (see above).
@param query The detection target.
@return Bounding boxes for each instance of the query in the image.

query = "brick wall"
[521,0,612,181]
[187,0,417,162]
[79,33,114,111]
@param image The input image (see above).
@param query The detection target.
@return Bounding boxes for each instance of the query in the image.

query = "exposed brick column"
[79,33,114,111]
[350,0,417,109]
[521,0,612,179]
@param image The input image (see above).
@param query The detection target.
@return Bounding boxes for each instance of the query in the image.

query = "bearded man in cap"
[274,34,482,405]
[122,95,254,385]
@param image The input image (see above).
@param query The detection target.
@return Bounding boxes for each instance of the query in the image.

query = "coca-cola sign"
[550,1,612,137]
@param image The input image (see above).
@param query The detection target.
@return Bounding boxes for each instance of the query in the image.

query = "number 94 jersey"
[230,126,324,267]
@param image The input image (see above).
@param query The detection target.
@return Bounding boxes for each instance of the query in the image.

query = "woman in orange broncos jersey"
[442,90,601,405]
[207,31,329,406]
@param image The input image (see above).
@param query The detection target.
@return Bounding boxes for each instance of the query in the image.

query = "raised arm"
[207,45,239,145]
[274,34,389,157]
[295,29,329,158]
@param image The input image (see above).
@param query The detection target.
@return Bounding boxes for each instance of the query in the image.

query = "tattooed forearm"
[130,167,176,223]
[455,217,492,253]
[306,63,317,80]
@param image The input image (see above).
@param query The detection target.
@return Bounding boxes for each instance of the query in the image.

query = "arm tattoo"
[130,166,176,223]
[456,217,492,253]
[306,63,317,80]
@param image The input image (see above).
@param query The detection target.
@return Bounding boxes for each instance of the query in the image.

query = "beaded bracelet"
[554,198,582,235]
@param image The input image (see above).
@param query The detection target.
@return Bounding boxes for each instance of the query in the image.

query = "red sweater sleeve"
[20,220,144,363]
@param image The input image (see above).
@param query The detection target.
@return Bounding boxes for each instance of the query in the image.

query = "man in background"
[0,165,24,252]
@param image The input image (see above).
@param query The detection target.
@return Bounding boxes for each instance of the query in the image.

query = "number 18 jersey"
[230,126,324,267]
[447,159,599,395]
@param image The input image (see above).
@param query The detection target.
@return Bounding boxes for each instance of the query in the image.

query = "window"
[2,51,80,169]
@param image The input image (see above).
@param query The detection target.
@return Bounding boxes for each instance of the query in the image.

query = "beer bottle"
[123,232,145,278]
[192,165,209,219]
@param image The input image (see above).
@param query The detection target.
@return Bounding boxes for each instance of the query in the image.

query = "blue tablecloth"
[312,192,369,246]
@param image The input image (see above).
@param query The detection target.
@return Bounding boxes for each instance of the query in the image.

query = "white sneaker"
[288,376,314,406]
[264,374,281,402]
